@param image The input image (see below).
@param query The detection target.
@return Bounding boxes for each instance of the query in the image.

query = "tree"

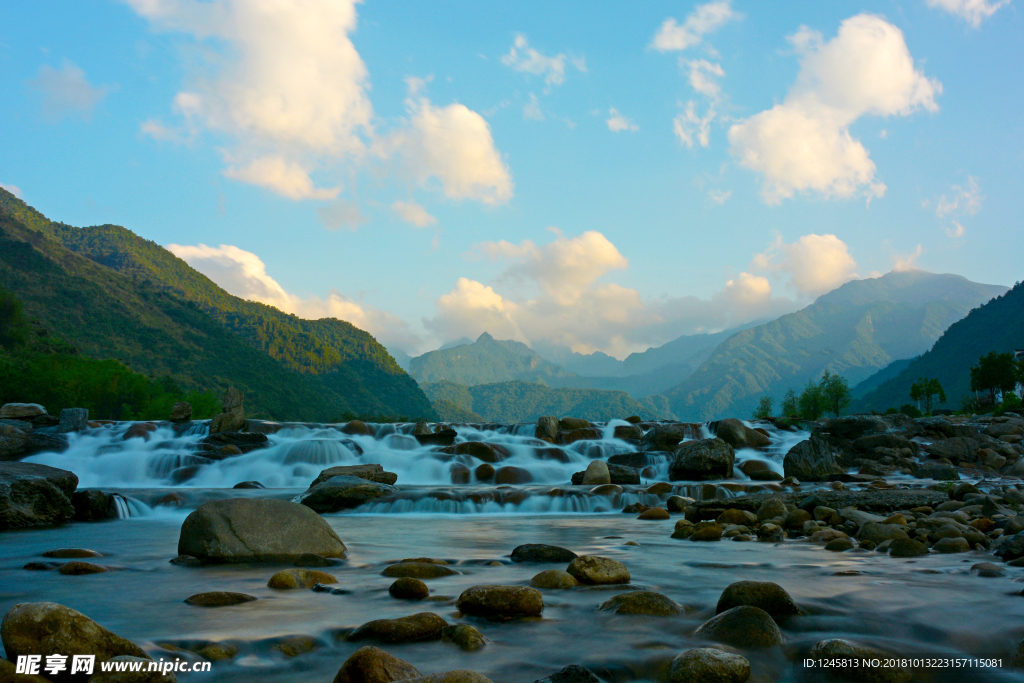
[970,351,1017,405]
[753,395,773,420]
[780,389,799,418]
[909,377,946,415]
[798,379,825,420]
[820,370,851,418]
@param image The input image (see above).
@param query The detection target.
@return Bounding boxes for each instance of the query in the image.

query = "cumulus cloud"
[926,0,1012,27]
[0,183,23,199]
[606,108,638,132]
[752,233,859,297]
[166,242,419,350]
[728,15,941,204]
[391,200,437,228]
[651,0,738,52]
[425,230,798,357]
[29,60,110,120]
[893,244,924,271]
[316,199,366,230]
[225,156,340,201]
[501,34,583,90]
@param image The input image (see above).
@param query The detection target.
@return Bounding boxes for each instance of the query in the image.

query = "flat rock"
[184,592,257,607]
[382,562,460,579]
[456,585,543,619]
[599,590,682,616]
[511,544,577,563]
[349,612,448,644]
[566,556,630,585]
[299,475,396,512]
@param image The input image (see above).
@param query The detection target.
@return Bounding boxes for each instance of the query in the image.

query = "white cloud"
[651,0,738,52]
[29,59,110,119]
[523,93,544,121]
[316,199,366,230]
[606,108,638,132]
[926,0,1012,27]
[728,15,941,204]
[391,200,437,228]
[752,233,859,297]
[936,176,982,217]
[707,189,732,204]
[166,242,419,350]
[501,34,583,90]
[893,244,924,271]
[947,221,966,239]
[682,59,726,99]
[224,156,340,200]
[673,101,716,148]
[140,119,186,143]
[0,183,23,199]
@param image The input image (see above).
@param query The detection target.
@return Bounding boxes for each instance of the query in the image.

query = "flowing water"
[4,420,1023,682]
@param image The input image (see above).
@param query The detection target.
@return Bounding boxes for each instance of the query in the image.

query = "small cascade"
[110,494,131,519]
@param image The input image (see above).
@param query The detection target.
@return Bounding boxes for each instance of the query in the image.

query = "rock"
[638,507,670,520]
[713,418,771,449]
[299,475,396,513]
[998,532,1024,560]
[511,544,577,563]
[0,658,50,682]
[168,402,192,423]
[571,463,640,485]
[89,655,177,682]
[293,553,332,567]
[784,509,812,529]
[72,489,116,521]
[581,460,610,485]
[857,523,910,545]
[536,416,559,441]
[888,538,928,557]
[184,592,257,607]
[717,509,757,526]
[20,430,68,457]
[58,561,108,575]
[414,429,458,447]
[599,591,682,616]
[693,605,783,649]
[534,664,601,683]
[690,521,723,542]
[494,466,533,485]
[715,581,800,620]
[57,408,89,434]
[825,538,854,552]
[923,437,980,464]
[0,424,30,461]
[178,498,346,563]
[442,624,486,651]
[450,463,470,484]
[566,555,630,585]
[756,524,785,543]
[807,639,911,683]
[342,420,373,436]
[456,585,543,619]
[755,497,788,523]
[308,464,398,488]
[559,417,592,431]
[333,645,422,683]
[267,568,337,589]
[0,602,148,669]
[0,461,77,530]
[382,562,460,579]
[440,442,511,464]
[640,424,694,451]
[914,464,960,481]
[209,387,245,434]
[349,612,448,643]
[932,537,970,553]
[971,562,1005,577]
[390,578,429,600]
[0,404,46,420]
[670,438,734,480]
[529,570,578,589]
[613,424,643,440]
[783,435,844,481]
[42,548,101,559]
[669,648,750,683]
[401,672,493,683]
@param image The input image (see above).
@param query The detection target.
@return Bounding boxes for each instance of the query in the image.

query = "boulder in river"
[599,590,682,616]
[783,435,844,481]
[456,585,544,619]
[669,648,750,683]
[529,570,578,589]
[713,418,770,449]
[309,464,398,487]
[267,568,337,589]
[209,387,245,434]
[511,544,577,563]
[333,645,422,683]
[382,562,460,579]
[581,460,610,485]
[0,461,78,530]
[536,415,559,441]
[669,438,734,480]
[0,403,46,420]
[715,581,800,620]
[299,475,396,513]
[807,639,911,683]
[71,489,117,521]
[640,424,693,452]
[349,612,449,644]
[693,606,783,648]
[566,555,630,585]
[390,577,429,600]
[57,408,89,434]
[177,498,347,562]
[571,462,640,485]
[184,592,257,607]
[169,401,192,423]
[534,665,601,683]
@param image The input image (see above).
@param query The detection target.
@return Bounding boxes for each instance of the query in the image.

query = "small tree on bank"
[753,395,773,420]
[970,351,1017,405]
[909,377,946,414]
[798,378,825,420]
[780,389,799,418]
[820,370,851,418]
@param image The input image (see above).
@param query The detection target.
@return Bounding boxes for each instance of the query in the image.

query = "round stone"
[565,556,630,585]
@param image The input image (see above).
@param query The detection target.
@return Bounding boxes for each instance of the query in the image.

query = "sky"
[1,0,1021,358]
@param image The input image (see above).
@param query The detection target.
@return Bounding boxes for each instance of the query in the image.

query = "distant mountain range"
[0,188,434,421]
[409,333,575,385]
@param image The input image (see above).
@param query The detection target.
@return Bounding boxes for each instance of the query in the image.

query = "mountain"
[421,379,671,423]
[850,357,915,400]
[531,342,624,377]
[851,280,1024,413]
[0,188,434,420]
[658,271,1007,421]
[409,332,574,385]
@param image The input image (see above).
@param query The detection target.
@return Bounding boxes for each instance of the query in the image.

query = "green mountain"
[851,280,1024,413]
[0,188,433,421]
[409,332,574,385]
[850,357,915,400]
[658,271,1007,421]
[421,379,671,423]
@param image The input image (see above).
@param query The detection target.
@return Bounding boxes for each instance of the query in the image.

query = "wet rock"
[390,578,429,600]
[756,524,785,543]
[572,463,640,485]
[713,418,770,449]
[0,423,30,461]
[168,402,192,423]
[299,475,396,513]
[184,592,257,607]
[402,672,493,683]
[536,416,559,441]
[914,464,960,481]
[529,570,578,589]
[566,555,630,585]
[599,590,682,616]
[475,464,495,482]
[670,438,734,480]
[333,645,422,683]
[559,417,592,431]
[932,537,970,553]
[450,464,470,484]
[309,464,398,487]
[784,509,812,529]
[0,602,148,669]
[613,424,643,440]
[0,403,46,420]
[198,432,268,457]
[534,664,601,683]
[349,612,448,644]
[209,387,245,434]
[825,538,854,552]
[456,585,543,619]
[24,562,61,571]
[672,519,695,539]
[755,497,788,523]
[440,442,511,464]
[783,435,844,481]
[857,523,910,545]
[414,429,458,447]
[0,461,77,530]
[971,562,1005,577]
[293,553,333,567]
[0,657,50,682]
[922,437,980,464]
[638,507,670,520]
[669,647,750,683]
[511,544,577,563]
[715,581,800,620]
[267,568,337,589]
[494,466,533,485]
[693,605,783,648]
[42,548,101,559]
[442,624,486,651]
[807,639,911,683]
[667,496,692,513]
[342,419,373,436]
[581,460,610,485]
[690,521,723,542]
[382,562,460,579]
[58,561,108,575]
[997,532,1024,560]
[641,423,697,451]
[888,538,928,557]
[89,655,177,682]
[178,498,347,563]
[57,408,89,434]
[72,489,117,521]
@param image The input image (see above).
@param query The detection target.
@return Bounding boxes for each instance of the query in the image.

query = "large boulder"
[1,603,148,673]
[922,437,980,464]
[511,544,577,563]
[599,591,682,616]
[348,613,448,644]
[309,464,398,487]
[299,476,396,513]
[669,438,734,480]
[178,498,347,562]
[566,556,630,585]
[439,442,511,464]
[333,646,421,683]
[713,419,770,449]
[0,404,46,420]
[57,408,89,435]
[536,416,559,441]
[571,462,640,485]
[209,387,245,434]
[640,424,693,452]
[0,462,77,530]
[715,581,800,620]
[456,585,544,619]
[693,606,783,649]
[783,435,844,481]
[669,648,750,683]
[0,421,30,461]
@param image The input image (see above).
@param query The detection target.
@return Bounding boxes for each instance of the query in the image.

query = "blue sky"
[1,0,1021,357]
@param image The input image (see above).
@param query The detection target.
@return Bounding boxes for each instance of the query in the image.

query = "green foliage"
[798,379,825,420]
[431,398,485,423]
[1003,392,1022,410]
[409,333,573,385]
[0,286,30,350]
[970,351,1017,405]
[909,377,946,414]
[820,370,851,418]
[780,389,799,418]
[752,395,773,419]
[899,403,923,418]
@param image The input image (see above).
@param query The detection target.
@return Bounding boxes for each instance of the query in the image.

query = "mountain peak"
[476,332,494,343]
